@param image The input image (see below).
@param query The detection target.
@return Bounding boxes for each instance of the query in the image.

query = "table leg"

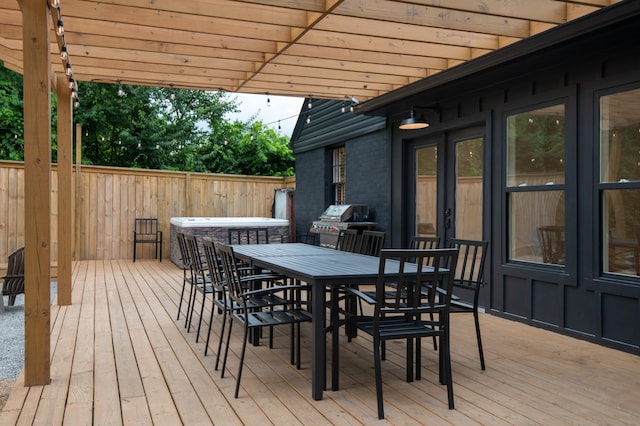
[312,282,325,400]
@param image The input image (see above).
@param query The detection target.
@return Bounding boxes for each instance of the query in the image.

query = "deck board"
[1,259,639,425]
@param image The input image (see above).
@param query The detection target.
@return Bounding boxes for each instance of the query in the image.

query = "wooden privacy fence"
[0,161,295,264]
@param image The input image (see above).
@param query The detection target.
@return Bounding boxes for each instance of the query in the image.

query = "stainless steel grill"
[309,204,377,248]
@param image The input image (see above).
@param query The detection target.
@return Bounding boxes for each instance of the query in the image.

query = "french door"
[412,127,484,243]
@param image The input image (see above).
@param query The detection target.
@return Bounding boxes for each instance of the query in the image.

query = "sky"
[224,93,305,137]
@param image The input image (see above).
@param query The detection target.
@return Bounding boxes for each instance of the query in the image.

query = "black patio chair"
[133,218,163,262]
[1,246,25,306]
[184,234,212,336]
[410,235,441,250]
[359,230,385,256]
[175,232,193,321]
[345,248,459,419]
[335,228,360,252]
[447,238,489,370]
[228,227,270,245]
[217,243,311,398]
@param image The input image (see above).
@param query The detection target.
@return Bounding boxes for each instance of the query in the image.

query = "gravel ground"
[0,283,57,411]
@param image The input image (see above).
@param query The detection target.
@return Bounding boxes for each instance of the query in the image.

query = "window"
[600,87,640,276]
[506,104,566,265]
[332,146,345,204]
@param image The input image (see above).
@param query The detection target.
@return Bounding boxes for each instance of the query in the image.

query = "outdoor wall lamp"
[398,106,439,130]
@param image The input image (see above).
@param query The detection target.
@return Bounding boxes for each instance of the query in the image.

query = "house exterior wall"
[292,6,640,354]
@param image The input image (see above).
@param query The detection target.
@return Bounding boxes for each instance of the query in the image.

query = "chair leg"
[176,273,187,320]
[133,242,137,262]
[474,310,486,370]
[373,337,385,420]
[185,282,196,330]
[234,326,250,398]
[215,306,229,370]
[221,316,234,379]
[195,290,207,342]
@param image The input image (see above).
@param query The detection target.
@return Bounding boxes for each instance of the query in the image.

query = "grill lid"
[319,204,369,222]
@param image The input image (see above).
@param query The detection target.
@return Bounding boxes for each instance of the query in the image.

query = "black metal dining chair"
[217,243,312,398]
[345,248,459,419]
[132,218,163,262]
[175,232,196,324]
[228,227,270,245]
[410,235,441,249]
[447,238,489,370]
[184,234,212,337]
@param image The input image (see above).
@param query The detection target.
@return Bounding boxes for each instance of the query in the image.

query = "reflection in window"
[600,88,640,276]
[508,191,565,264]
[506,104,566,265]
[600,88,640,183]
[455,138,483,240]
[507,105,565,187]
[415,146,437,236]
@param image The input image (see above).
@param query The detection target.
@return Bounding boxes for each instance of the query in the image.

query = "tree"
[0,63,295,176]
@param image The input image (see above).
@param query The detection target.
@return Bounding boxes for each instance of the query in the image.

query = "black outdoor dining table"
[230,243,413,401]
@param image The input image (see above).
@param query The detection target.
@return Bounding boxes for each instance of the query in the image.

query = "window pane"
[506,105,565,187]
[415,146,437,236]
[603,189,640,276]
[509,191,565,265]
[600,88,640,183]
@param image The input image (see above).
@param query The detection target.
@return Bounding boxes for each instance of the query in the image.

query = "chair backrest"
[374,248,459,319]
[537,225,565,264]
[2,246,25,297]
[216,244,247,310]
[359,230,385,256]
[134,218,160,240]
[336,229,360,252]
[202,238,226,293]
[228,228,269,245]
[185,235,206,274]
[447,238,488,292]
[410,235,440,250]
[175,232,191,270]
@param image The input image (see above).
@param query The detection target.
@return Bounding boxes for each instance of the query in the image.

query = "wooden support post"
[22,0,51,385]
[56,74,72,306]
[74,124,82,261]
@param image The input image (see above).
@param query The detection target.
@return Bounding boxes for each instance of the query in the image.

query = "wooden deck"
[1,259,638,425]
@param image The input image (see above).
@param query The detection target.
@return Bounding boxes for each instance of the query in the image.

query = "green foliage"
[0,63,295,176]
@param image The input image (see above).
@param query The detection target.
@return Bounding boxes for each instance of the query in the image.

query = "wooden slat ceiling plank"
[64,17,278,54]
[400,0,569,24]
[238,80,376,99]
[260,63,413,85]
[232,0,327,11]
[274,54,429,79]
[82,0,311,27]
[250,72,396,92]
[282,44,448,69]
[64,33,267,64]
[299,29,474,60]
[334,0,535,38]
[71,58,248,82]
[76,45,258,73]
[82,71,239,91]
[314,14,503,50]
[77,68,240,89]
[63,1,294,42]
[0,23,22,39]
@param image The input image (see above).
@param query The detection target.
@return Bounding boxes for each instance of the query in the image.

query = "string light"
[50,0,60,7]
[308,95,313,109]
[56,19,64,36]
[65,62,72,76]
[60,45,68,60]
[170,84,175,100]
[117,81,125,97]
[266,92,271,107]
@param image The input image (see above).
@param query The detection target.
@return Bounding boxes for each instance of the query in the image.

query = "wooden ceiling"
[0,0,619,102]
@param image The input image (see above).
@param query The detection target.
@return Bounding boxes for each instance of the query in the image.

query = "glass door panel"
[454,137,484,240]
[415,146,438,236]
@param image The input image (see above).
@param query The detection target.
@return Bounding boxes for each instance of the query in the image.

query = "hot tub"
[169,217,290,266]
